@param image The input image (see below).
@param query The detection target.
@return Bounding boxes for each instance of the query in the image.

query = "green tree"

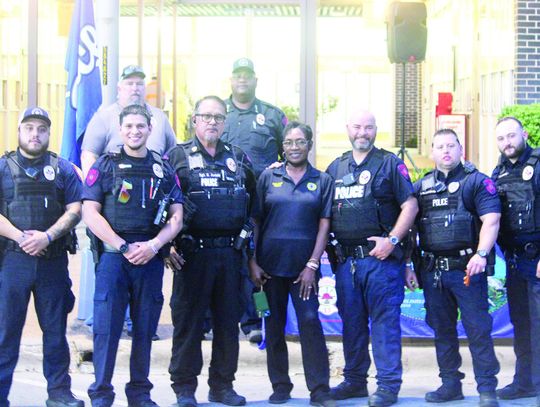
[500,104,540,147]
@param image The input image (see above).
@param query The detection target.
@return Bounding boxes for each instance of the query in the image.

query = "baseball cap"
[18,107,51,127]
[121,65,146,80]
[232,58,255,74]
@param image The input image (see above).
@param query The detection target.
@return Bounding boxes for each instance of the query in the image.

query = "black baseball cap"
[18,107,51,127]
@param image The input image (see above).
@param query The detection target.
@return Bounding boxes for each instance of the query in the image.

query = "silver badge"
[523,165,534,181]
[153,163,164,179]
[226,157,237,172]
[256,113,265,126]
[448,182,460,193]
[43,165,55,181]
[358,170,371,185]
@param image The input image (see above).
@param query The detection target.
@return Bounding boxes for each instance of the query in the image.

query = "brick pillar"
[394,63,423,153]
[515,0,540,104]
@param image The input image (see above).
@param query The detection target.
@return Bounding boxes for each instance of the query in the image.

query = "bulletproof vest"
[102,150,165,235]
[331,149,400,246]
[1,151,66,254]
[181,143,249,237]
[494,148,540,236]
[417,164,478,254]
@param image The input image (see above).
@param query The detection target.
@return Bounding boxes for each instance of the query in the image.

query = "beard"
[19,139,49,158]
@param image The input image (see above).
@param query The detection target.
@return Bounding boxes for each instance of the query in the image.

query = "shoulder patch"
[483,178,497,195]
[397,163,410,180]
[86,168,99,187]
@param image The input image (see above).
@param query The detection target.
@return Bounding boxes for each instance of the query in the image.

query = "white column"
[95,0,120,106]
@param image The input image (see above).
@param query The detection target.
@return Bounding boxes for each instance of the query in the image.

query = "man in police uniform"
[406,129,500,407]
[221,57,287,343]
[83,104,183,407]
[0,107,83,407]
[326,110,418,407]
[493,117,540,406]
[167,95,256,407]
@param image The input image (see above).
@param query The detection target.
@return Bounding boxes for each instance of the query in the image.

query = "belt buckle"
[354,245,366,259]
[436,257,449,272]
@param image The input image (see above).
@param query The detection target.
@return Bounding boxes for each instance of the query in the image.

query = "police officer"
[326,110,418,407]
[407,129,500,407]
[0,107,83,407]
[167,95,256,407]
[83,104,183,407]
[221,57,288,343]
[493,117,540,406]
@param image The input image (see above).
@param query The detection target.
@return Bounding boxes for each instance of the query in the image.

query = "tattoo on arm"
[47,211,81,241]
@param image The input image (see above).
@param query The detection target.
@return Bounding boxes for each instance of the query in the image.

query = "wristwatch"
[119,243,129,254]
[388,235,400,246]
[476,249,488,258]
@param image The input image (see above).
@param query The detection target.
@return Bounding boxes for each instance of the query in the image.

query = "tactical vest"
[331,149,400,246]
[494,148,540,236]
[1,151,66,255]
[418,165,478,254]
[181,143,249,237]
[102,150,166,235]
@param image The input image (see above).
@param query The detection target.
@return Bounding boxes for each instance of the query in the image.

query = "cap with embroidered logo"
[18,107,51,127]
[232,58,255,74]
[121,65,146,80]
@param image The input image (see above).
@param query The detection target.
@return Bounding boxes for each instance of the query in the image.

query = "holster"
[86,228,103,263]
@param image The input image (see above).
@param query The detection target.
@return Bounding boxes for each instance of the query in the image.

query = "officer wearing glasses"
[166,96,256,407]
[249,121,335,407]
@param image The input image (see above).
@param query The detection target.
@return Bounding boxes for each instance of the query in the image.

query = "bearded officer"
[167,95,256,407]
[83,104,183,407]
[0,107,83,407]
[407,129,500,407]
[493,117,540,406]
[326,110,418,407]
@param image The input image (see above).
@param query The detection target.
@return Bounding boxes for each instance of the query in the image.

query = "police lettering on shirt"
[432,197,449,207]
[334,184,365,200]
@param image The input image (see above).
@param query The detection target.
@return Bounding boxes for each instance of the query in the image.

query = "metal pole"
[157,0,163,109]
[172,2,178,133]
[28,0,38,106]
[138,0,144,67]
[96,0,120,106]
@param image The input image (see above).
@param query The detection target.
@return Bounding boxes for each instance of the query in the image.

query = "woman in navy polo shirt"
[249,121,335,407]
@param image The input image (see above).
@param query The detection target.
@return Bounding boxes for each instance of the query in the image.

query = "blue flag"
[61,0,102,167]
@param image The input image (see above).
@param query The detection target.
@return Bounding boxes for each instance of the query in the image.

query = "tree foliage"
[500,104,540,147]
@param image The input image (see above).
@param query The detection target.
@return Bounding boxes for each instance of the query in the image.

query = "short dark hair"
[119,104,152,126]
[432,128,460,146]
[194,95,227,114]
[283,121,313,142]
[496,116,524,129]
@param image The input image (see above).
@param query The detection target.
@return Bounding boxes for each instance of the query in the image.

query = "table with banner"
[285,248,512,338]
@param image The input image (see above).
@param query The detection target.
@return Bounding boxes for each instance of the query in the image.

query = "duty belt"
[342,242,376,259]
[4,239,65,259]
[425,251,472,272]
[196,236,235,249]
[509,242,540,260]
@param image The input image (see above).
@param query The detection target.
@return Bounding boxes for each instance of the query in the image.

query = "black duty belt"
[509,242,540,259]
[342,242,376,259]
[196,236,235,249]
[425,251,472,272]
[5,239,64,259]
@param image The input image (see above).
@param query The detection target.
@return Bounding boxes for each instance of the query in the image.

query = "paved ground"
[10,237,539,406]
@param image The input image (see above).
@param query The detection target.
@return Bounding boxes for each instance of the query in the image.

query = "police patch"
[153,163,164,179]
[483,178,497,195]
[359,170,371,185]
[307,182,317,191]
[397,164,410,180]
[448,182,460,194]
[43,165,55,181]
[522,165,534,181]
[86,168,99,186]
[272,181,283,188]
[226,157,237,172]
[256,113,265,126]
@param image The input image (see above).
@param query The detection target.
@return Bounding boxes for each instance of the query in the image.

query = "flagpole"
[96,0,119,106]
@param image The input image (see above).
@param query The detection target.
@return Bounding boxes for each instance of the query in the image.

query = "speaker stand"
[397,62,419,173]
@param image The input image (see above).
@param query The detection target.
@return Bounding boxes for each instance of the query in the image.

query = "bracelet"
[45,232,52,243]
[306,260,319,271]
[148,240,159,254]
[308,258,320,266]
[405,262,414,270]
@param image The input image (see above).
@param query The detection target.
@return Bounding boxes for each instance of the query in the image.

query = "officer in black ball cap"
[0,107,83,407]
[83,104,183,407]
[167,95,256,407]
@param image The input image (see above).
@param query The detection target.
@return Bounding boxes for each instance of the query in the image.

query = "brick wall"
[394,63,423,152]
[515,0,540,104]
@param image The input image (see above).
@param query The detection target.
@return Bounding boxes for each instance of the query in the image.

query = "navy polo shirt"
[414,162,501,218]
[326,148,414,207]
[253,163,333,278]
[0,149,82,205]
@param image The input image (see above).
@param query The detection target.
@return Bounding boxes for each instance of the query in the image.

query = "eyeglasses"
[282,139,309,148]
[195,113,226,124]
